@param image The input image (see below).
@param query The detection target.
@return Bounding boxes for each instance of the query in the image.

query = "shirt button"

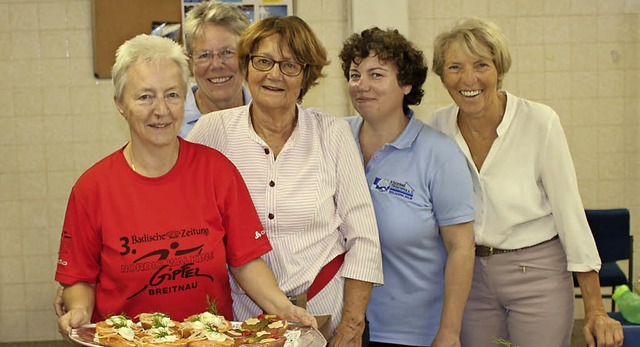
[268,213,274,220]
[264,148,270,155]
[269,181,275,187]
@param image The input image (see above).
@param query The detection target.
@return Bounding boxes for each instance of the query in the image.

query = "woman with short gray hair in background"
[180,0,252,137]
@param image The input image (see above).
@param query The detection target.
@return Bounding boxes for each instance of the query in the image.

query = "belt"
[287,253,345,309]
[475,235,559,257]
[308,253,345,301]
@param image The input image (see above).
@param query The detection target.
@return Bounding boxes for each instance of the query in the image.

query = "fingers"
[69,310,89,328]
[57,314,72,340]
[291,306,317,328]
[53,286,67,317]
[328,332,361,347]
[58,308,91,342]
[301,311,318,329]
[597,320,624,347]
[583,315,624,347]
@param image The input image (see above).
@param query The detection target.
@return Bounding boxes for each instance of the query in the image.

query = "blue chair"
[574,208,634,311]
[608,312,640,346]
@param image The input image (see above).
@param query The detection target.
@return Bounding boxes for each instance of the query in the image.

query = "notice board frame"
[91,0,182,79]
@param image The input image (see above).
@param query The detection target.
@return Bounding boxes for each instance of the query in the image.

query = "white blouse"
[428,92,600,273]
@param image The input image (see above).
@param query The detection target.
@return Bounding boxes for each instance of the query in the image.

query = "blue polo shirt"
[346,110,474,346]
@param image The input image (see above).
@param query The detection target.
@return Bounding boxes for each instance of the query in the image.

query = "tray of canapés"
[69,310,325,347]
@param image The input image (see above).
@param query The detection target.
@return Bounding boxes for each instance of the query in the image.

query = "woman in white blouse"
[187,16,383,346]
[428,17,622,347]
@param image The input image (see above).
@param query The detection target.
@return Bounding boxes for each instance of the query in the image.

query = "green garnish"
[205,325,220,333]
[206,295,220,315]
[108,314,132,328]
[247,320,269,331]
[154,328,170,338]
[493,337,518,347]
[151,313,169,327]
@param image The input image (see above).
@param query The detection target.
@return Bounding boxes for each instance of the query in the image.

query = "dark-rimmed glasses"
[249,55,306,77]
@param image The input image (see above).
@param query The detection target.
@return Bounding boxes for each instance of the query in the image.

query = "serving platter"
[70,322,326,347]
[69,324,101,347]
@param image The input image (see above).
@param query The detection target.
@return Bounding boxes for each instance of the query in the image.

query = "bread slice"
[95,315,140,347]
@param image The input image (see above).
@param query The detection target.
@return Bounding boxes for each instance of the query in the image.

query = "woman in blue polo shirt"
[339,27,475,347]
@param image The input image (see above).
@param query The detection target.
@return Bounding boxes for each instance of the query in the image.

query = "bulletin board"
[91,0,182,78]
[182,0,294,24]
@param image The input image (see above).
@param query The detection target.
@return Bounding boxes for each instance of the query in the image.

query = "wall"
[0,0,638,342]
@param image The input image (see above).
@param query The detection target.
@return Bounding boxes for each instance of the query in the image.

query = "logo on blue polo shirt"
[371,177,414,200]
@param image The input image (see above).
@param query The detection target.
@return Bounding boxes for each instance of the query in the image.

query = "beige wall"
[0,0,638,342]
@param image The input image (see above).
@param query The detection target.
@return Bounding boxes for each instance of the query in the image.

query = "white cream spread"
[106,315,134,328]
[204,330,227,342]
[268,320,284,329]
[159,316,175,327]
[153,335,178,343]
[244,317,260,325]
[191,321,206,330]
[200,312,223,325]
[117,326,135,341]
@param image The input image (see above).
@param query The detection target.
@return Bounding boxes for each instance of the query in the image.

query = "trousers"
[461,237,574,347]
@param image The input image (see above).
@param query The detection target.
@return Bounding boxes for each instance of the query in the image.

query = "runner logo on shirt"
[371,177,414,200]
[125,240,215,300]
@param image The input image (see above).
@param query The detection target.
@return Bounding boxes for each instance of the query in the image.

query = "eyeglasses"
[249,55,306,77]
[191,49,236,66]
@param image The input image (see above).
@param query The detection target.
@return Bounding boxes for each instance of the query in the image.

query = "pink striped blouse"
[187,104,383,333]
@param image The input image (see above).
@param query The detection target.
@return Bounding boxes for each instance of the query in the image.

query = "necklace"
[128,145,136,172]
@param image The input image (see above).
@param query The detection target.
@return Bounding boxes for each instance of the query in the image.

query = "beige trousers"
[461,238,574,347]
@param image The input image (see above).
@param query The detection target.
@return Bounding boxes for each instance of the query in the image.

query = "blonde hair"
[432,17,511,89]
[112,34,190,101]
[236,16,329,102]
[183,1,250,55]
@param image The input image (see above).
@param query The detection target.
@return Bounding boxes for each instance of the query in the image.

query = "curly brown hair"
[339,27,427,111]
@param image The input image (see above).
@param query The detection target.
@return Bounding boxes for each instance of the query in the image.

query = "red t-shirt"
[55,138,270,321]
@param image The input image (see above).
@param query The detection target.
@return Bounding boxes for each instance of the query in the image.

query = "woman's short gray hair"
[432,17,512,89]
[111,34,190,101]
[183,1,250,55]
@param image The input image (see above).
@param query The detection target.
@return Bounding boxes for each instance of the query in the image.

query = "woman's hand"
[329,318,364,347]
[430,329,461,347]
[53,286,67,317]
[55,282,96,341]
[57,307,92,342]
[576,271,623,347]
[229,258,317,329]
[279,302,318,329]
[582,310,623,347]
[328,278,371,347]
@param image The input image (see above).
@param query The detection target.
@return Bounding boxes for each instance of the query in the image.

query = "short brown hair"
[236,16,329,102]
